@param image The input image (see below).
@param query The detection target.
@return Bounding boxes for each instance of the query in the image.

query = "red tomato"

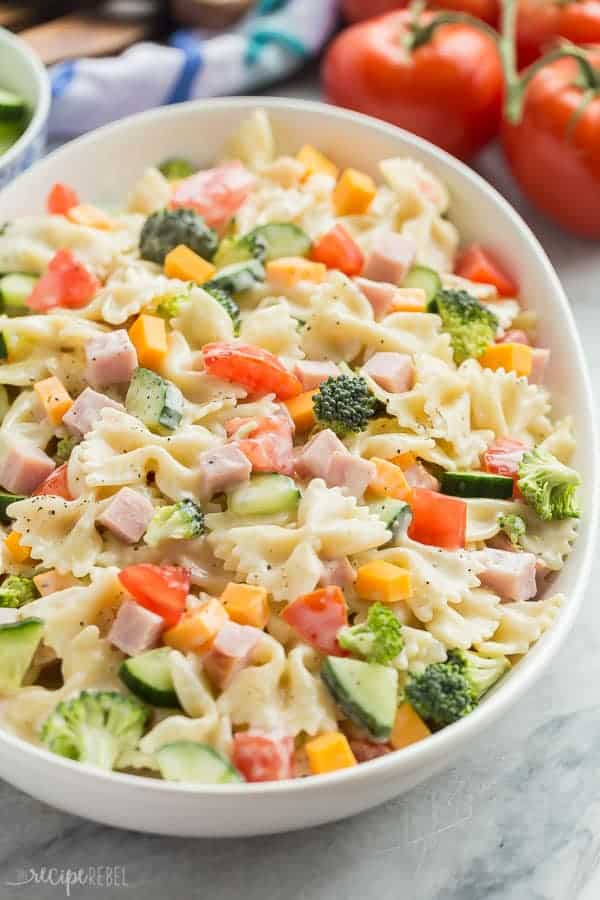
[517,0,600,68]
[408,488,467,549]
[26,249,100,312]
[342,0,499,25]
[502,50,600,237]
[310,225,364,276]
[455,244,517,297]
[203,342,302,401]
[232,731,294,782]
[47,183,80,216]
[323,10,503,161]
[170,161,255,232]
[282,586,348,656]
[32,463,72,500]
[483,437,526,494]
[118,564,190,627]
[226,415,294,475]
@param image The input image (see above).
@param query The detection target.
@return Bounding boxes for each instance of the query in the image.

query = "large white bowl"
[0,98,597,837]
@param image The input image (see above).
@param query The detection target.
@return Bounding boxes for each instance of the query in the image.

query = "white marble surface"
[1,70,599,900]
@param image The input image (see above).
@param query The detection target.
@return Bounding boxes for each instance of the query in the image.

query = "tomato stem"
[405,3,499,51]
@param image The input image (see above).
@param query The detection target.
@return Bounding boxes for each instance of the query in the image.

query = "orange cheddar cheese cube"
[164,244,216,285]
[221,582,269,630]
[163,598,228,653]
[391,451,417,470]
[368,457,411,502]
[284,390,316,432]
[305,732,357,774]
[296,145,339,180]
[389,288,427,313]
[33,376,73,425]
[128,313,168,371]
[390,702,431,750]
[266,257,327,289]
[333,168,376,216]
[356,560,411,604]
[478,342,533,378]
[5,531,30,564]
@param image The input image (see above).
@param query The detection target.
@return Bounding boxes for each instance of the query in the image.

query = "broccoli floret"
[337,602,404,665]
[154,291,190,320]
[139,208,218,265]
[41,690,148,770]
[0,575,38,608]
[158,157,196,180]
[498,512,526,546]
[204,285,241,336]
[447,649,509,701]
[313,374,377,437]
[55,435,79,463]
[144,498,205,546]
[429,289,498,364]
[517,447,581,521]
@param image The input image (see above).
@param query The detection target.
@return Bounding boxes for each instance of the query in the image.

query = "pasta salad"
[0,110,581,784]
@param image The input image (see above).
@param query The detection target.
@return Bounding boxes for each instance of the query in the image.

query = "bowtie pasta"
[0,110,580,785]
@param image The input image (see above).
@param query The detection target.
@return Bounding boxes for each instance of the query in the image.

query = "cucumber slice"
[252,223,312,261]
[0,617,44,691]
[403,266,442,304]
[125,367,183,434]
[0,120,24,156]
[0,491,26,525]
[206,260,265,295]
[0,273,38,315]
[368,499,412,537]
[0,88,27,122]
[227,474,300,517]
[0,386,9,425]
[321,656,398,741]
[156,741,243,784]
[441,471,514,500]
[119,647,180,708]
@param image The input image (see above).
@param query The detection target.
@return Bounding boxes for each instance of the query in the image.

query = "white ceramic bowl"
[0,27,50,189]
[0,98,597,837]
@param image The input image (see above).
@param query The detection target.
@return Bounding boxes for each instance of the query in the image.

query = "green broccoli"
[213,232,267,269]
[41,690,149,770]
[429,289,498,364]
[139,208,218,265]
[154,291,190,320]
[158,157,196,181]
[204,285,241,336]
[447,649,510,701]
[517,447,581,521]
[0,575,38,608]
[337,602,404,665]
[55,435,79,463]
[313,374,377,437]
[144,498,205,546]
[498,512,526,546]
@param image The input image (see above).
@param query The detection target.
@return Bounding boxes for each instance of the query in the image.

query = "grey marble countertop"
[1,71,599,900]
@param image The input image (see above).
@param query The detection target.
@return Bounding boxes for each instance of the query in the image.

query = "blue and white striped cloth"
[49,0,339,138]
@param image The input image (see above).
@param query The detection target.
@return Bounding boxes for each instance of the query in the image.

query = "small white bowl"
[0,98,597,837]
[0,27,50,189]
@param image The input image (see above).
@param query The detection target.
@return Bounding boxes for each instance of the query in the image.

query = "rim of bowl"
[0,27,51,171]
[0,96,597,799]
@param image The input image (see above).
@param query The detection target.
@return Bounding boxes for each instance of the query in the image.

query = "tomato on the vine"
[516,0,600,67]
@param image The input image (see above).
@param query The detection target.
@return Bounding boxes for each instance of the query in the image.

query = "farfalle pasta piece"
[425,588,503,650]
[240,303,304,365]
[282,645,338,736]
[80,259,174,325]
[127,166,172,215]
[475,594,564,657]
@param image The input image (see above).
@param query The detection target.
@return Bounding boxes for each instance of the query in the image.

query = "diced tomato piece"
[26,249,100,312]
[47,183,80,216]
[282,586,348,656]
[455,245,517,298]
[118,564,190,628]
[408,488,466,550]
[232,731,294,782]
[32,463,72,501]
[483,437,527,497]
[170,161,255,232]
[226,414,294,475]
[203,342,302,401]
[311,224,364,276]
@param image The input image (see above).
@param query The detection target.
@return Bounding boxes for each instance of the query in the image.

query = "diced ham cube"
[33,570,78,596]
[499,329,530,345]
[197,444,252,500]
[354,277,398,318]
[486,532,516,553]
[471,548,537,602]
[349,740,392,763]
[293,360,340,391]
[84,329,137,389]
[96,487,154,544]
[202,620,262,690]
[294,428,347,481]
[362,352,414,393]
[319,557,356,590]
[108,599,164,656]
[529,348,550,385]
[327,451,375,498]
[361,233,417,284]
[63,387,123,438]
[404,462,440,492]
[0,441,55,495]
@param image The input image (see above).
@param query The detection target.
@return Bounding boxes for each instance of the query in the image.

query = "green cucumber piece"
[206,259,265,295]
[0,385,9,424]
[321,656,398,741]
[0,273,38,315]
[403,266,442,305]
[0,491,25,525]
[227,474,300,517]
[125,367,183,434]
[156,741,243,784]
[441,471,514,500]
[0,88,27,122]
[0,120,24,156]
[368,498,412,537]
[216,223,312,268]
[0,332,7,359]
[0,617,44,691]
[119,647,180,708]
[158,157,196,181]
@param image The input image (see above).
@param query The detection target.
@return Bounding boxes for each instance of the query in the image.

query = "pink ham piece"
[499,329,530,345]
[84,329,137,389]
[535,558,552,590]
[197,444,252,500]
[404,461,440,492]
[0,441,55,495]
[319,557,356,590]
[327,452,375,499]
[96,487,154,544]
[472,548,537,602]
[350,740,392,763]
[293,360,340,391]
[33,570,78,596]
[170,161,255,232]
[529,348,550,385]
[294,428,375,498]
[63,387,123,438]
[202,620,262,690]
[108,599,164,656]
[361,233,417,284]
[354,277,399,318]
[362,352,414,393]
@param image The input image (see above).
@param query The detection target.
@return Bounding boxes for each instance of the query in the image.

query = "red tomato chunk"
[232,731,294,782]
[408,488,467,550]
[203,342,302,401]
[118,564,190,628]
[282,586,348,656]
[26,249,100,312]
